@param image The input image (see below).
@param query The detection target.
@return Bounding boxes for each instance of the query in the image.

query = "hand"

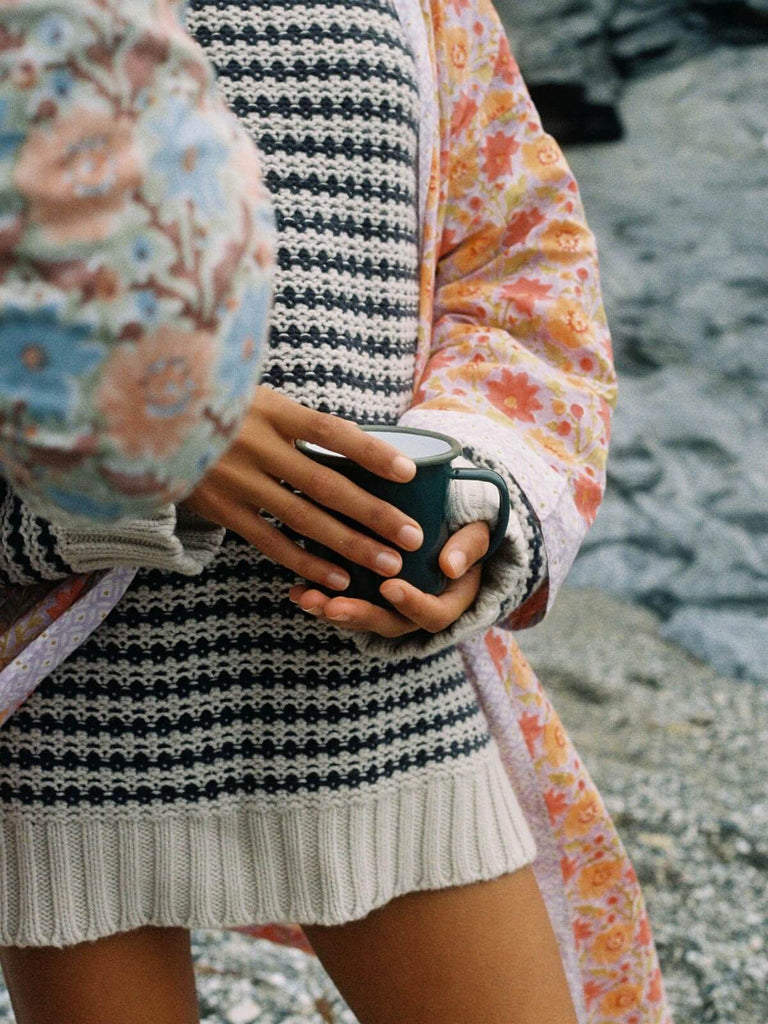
[288,521,491,638]
[183,387,424,593]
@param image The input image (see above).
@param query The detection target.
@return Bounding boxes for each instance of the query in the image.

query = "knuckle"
[281,495,312,533]
[309,411,335,445]
[359,433,380,464]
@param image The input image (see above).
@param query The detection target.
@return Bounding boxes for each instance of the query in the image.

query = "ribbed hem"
[0,746,535,948]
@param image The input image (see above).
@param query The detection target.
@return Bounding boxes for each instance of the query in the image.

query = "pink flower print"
[14,108,143,245]
[96,327,215,459]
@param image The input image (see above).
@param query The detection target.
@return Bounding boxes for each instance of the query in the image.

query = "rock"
[661,608,768,680]
[564,46,768,680]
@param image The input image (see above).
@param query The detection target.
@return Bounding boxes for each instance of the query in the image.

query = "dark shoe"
[527,82,625,146]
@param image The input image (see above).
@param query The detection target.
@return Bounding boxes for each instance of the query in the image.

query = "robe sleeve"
[0,0,274,526]
[356,0,616,658]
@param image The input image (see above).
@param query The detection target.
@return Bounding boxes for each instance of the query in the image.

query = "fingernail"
[302,604,322,616]
[385,584,405,604]
[392,455,417,481]
[326,611,351,622]
[327,571,350,590]
[447,551,466,576]
[397,524,423,550]
[375,551,402,575]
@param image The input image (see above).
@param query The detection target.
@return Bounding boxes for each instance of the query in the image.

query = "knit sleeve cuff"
[349,449,548,660]
[52,505,225,577]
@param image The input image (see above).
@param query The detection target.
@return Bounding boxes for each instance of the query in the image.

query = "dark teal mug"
[295,425,510,606]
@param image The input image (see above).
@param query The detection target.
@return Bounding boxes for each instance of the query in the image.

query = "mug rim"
[296,424,463,467]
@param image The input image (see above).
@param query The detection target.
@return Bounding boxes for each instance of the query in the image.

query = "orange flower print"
[592,923,635,964]
[487,370,542,422]
[564,793,602,838]
[573,919,594,945]
[527,428,574,465]
[546,297,596,350]
[543,714,569,766]
[573,473,603,524]
[14,109,143,245]
[646,967,665,1002]
[521,136,568,183]
[452,223,503,276]
[544,788,569,823]
[636,914,653,946]
[482,130,519,182]
[541,220,590,264]
[445,28,469,72]
[502,207,545,248]
[449,148,480,197]
[97,327,215,459]
[493,34,518,85]
[484,89,515,125]
[599,983,642,1017]
[450,94,478,137]
[577,858,623,898]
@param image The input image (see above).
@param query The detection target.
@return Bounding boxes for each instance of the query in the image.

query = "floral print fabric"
[0,0,274,523]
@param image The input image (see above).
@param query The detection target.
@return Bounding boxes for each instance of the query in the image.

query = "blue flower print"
[44,486,124,522]
[35,13,75,52]
[0,98,25,163]
[134,288,160,324]
[148,95,228,216]
[0,307,105,424]
[215,281,271,404]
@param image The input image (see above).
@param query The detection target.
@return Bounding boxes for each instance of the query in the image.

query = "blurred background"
[0,4,764,1023]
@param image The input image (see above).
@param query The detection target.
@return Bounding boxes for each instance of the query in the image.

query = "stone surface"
[565,45,768,679]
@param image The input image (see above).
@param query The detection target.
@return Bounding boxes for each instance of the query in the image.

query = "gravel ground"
[517,588,768,1024]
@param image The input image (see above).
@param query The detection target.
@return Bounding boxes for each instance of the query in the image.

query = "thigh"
[304,866,577,1024]
[0,926,199,1024]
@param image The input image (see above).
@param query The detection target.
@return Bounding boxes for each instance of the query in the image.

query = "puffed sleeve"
[0,0,275,525]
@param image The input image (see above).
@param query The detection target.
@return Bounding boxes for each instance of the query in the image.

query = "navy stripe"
[0,735,490,807]
[265,167,414,207]
[277,209,416,247]
[277,246,417,283]
[193,19,413,62]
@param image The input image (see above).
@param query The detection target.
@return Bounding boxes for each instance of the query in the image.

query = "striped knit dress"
[0,0,535,945]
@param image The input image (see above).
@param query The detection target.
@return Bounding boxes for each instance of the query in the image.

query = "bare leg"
[304,866,578,1024]
[0,926,199,1024]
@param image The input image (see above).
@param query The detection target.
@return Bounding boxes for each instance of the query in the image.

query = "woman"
[0,0,671,1021]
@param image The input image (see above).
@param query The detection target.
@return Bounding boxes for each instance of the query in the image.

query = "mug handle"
[448,466,510,563]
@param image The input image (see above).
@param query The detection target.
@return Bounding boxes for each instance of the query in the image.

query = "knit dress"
[0,0,535,946]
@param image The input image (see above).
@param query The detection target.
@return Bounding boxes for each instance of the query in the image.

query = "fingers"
[290,563,483,638]
[202,494,352,592]
[378,565,483,633]
[257,474,409,578]
[439,522,491,579]
[289,586,421,638]
[259,444,424,553]
[284,402,417,483]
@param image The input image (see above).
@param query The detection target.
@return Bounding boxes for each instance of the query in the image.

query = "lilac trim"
[0,568,136,721]
[391,0,436,244]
